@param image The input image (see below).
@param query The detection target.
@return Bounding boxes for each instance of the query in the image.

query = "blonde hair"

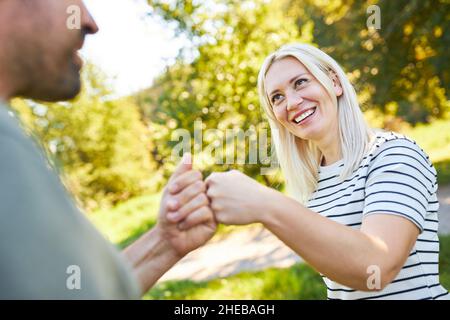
[257,43,375,204]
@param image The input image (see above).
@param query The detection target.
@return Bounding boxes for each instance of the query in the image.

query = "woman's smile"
[291,106,317,126]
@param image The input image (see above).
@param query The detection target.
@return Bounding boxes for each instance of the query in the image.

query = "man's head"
[0,0,98,102]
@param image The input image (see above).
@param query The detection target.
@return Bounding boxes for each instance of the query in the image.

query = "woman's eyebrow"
[268,72,309,97]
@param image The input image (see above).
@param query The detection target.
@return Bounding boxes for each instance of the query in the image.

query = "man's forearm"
[122,226,181,295]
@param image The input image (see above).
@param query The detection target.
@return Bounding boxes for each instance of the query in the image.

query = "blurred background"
[10,0,450,299]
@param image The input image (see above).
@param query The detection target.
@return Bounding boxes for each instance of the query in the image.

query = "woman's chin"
[289,126,321,142]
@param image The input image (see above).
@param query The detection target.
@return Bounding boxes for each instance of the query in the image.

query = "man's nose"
[286,90,303,111]
[81,2,99,35]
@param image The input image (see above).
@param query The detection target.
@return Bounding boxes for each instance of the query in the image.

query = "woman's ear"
[329,70,343,97]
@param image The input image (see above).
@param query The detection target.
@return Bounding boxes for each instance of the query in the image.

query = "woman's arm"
[262,189,419,291]
[203,170,419,291]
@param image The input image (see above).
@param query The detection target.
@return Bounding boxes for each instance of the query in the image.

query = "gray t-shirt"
[0,102,140,299]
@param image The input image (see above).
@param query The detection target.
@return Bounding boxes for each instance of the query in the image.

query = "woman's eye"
[271,94,283,104]
[295,78,307,88]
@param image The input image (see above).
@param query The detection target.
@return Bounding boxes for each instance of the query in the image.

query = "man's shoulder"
[0,104,49,175]
[0,103,31,146]
[0,103,140,299]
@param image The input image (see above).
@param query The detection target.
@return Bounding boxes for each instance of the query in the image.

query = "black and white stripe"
[307,131,449,300]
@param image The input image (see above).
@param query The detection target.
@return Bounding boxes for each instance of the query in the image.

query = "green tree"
[287,0,450,124]
[11,64,157,210]
[144,0,312,186]
[148,0,449,128]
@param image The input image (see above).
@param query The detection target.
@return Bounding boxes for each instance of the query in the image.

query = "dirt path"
[159,186,450,283]
[437,184,450,234]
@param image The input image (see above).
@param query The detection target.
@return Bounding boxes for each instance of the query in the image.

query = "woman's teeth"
[294,107,316,124]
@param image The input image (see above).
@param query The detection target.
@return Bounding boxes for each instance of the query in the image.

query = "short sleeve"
[363,138,437,233]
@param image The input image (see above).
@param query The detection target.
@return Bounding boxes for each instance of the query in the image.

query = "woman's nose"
[286,90,303,111]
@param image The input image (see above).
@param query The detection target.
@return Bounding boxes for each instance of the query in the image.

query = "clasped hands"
[157,153,273,258]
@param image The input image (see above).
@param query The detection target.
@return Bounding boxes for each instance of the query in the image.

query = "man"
[0,0,216,299]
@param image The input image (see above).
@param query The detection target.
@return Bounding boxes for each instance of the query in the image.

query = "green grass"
[403,119,450,184]
[145,263,326,300]
[404,119,450,162]
[88,193,162,248]
[145,234,450,300]
[435,160,450,185]
[439,235,450,290]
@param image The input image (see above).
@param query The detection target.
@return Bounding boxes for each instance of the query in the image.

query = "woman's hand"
[204,170,273,225]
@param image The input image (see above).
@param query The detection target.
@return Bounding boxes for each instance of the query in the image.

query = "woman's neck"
[317,135,342,166]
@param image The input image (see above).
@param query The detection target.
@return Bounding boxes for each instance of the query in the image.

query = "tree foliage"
[142,0,449,187]
[287,0,450,123]
[144,0,314,185]
[10,0,449,207]
[11,64,157,210]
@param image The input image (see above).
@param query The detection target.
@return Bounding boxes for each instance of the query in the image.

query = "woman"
[173,43,449,299]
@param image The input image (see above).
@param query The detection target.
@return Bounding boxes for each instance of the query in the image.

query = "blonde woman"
[172,43,449,299]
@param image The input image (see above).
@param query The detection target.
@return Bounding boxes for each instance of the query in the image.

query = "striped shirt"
[307,130,449,300]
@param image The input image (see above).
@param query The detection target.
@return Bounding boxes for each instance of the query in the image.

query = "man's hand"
[157,153,217,258]
[123,153,216,294]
